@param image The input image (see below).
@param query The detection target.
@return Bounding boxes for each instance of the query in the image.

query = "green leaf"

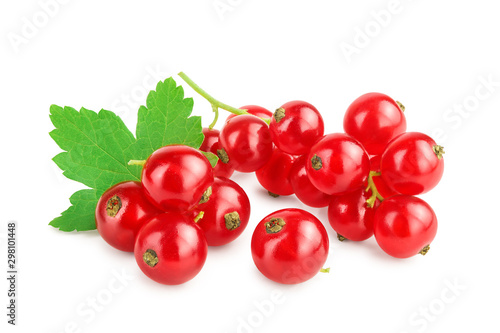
[49,189,101,232]
[49,77,206,232]
[135,78,204,157]
[201,151,219,168]
[49,105,143,191]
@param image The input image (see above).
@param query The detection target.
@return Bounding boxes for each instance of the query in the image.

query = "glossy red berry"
[251,208,329,284]
[306,133,370,195]
[191,177,251,246]
[269,101,324,155]
[134,213,208,285]
[328,188,378,241]
[141,145,214,212]
[95,181,162,252]
[344,92,406,155]
[226,105,273,123]
[289,155,331,208]
[200,128,235,179]
[219,115,273,173]
[369,155,399,198]
[380,132,445,195]
[255,147,295,196]
[373,195,438,258]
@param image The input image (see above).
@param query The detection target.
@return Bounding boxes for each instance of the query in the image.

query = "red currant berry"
[219,115,273,173]
[200,128,235,179]
[255,147,296,197]
[344,92,406,155]
[141,145,214,212]
[306,133,370,195]
[328,188,378,241]
[269,101,324,155]
[95,181,162,252]
[380,132,445,195]
[251,208,329,284]
[226,105,273,123]
[134,213,208,285]
[289,155,331,208]
[373,195,438,258]
[369,155,399,198]
[191,177,251,246]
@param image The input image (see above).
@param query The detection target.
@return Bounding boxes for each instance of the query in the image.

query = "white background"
[1,1,499,332]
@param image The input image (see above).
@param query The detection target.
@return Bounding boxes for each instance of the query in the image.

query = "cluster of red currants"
[205,93,443,272]
[96,145,251,285]
[95,92,444,286]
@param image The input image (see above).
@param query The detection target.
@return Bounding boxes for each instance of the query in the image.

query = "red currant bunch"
[88,73,447,288]
[249,92,443,261]
[324,93,444,259]
[95,143,251,285]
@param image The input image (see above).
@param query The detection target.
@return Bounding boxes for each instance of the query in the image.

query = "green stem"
[208,104,219,130]
[128,160,146,166]
[261,117,271,125]
[320,267,330,273]
[365,171,384,208]
[178,72,248,116]
[178,72,271,125]
[193,211,204,223]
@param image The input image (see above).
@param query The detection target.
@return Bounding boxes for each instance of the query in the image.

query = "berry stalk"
[193,211,205,223]
[128,160,146,166]
[365,171,384,208]
[178,72,271,126]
